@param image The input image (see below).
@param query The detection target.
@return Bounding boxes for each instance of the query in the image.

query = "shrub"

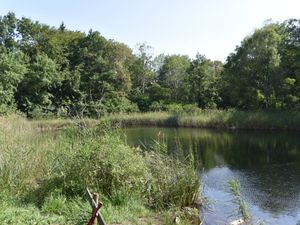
[166,103,184,114]
[149,101,167,112]
[62,132,151,200]
[182,104,201,115]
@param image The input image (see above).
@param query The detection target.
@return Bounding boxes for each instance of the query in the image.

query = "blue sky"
[1,0,300,61]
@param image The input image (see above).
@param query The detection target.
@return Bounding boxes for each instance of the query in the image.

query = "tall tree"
[0,12,18,50]
[131,43,155,94]
[277,19,300,108]
[16,54,60,117]
[223,24,284,109]
[188,54,222,108]
[159,55,190,102]
[0,50,27,113]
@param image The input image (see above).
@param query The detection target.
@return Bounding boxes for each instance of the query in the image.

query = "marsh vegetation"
[0,116,200,224]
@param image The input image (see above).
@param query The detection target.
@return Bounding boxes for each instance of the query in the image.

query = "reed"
[106,109,300,130]
[229,179,251,222]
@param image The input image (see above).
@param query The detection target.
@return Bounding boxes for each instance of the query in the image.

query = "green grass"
[0,115,200,224]
[106,109,300,130]
[228,179,251,223]
[30,117,99,131]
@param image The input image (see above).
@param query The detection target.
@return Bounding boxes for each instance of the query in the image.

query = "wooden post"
[92,193,99,225]
[86,188,106,225]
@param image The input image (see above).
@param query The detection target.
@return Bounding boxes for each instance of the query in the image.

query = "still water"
[123,127,300,225]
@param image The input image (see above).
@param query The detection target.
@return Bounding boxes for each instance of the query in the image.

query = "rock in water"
[229,218,244,225]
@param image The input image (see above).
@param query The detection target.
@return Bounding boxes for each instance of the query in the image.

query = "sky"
[0,0,300,62]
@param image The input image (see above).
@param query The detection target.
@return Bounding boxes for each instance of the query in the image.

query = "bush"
[182,104,201,115]
[103,97,140,114]
[166,103,184,114]
[166,103,201,115]
[62,132,151,200]
[60,130,200,209]
[149,101,167,112]
[28,129,200,209]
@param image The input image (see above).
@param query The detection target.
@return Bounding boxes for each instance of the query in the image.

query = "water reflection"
[124,127,300,225]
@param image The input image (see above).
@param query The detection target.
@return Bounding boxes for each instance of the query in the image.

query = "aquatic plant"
[228,179,251,222]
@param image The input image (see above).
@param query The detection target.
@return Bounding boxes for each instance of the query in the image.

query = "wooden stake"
[92,193,99,225]
[86,188,106,225]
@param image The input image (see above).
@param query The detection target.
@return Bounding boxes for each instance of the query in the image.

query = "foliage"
[223,24,286,109]
[0,49,27,113]
[188,54,222,108]
[16,54,60,117]
[1,12,300,116]
[158,55,191,103]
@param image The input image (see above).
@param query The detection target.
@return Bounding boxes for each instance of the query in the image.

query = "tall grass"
[107,109,300,130]
[0,115,200,224]
[228,179,251,223]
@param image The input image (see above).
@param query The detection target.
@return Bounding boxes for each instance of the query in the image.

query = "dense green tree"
[277,19,300,108]
[128,43,157,111]
[0,12,18,50]
[16,54,60,117]
[2,12,300,116]
[0,50,27,113]
[188,54,222,108]
[66,30,136,115]
[159,55,191,103]
[223,24,284,109]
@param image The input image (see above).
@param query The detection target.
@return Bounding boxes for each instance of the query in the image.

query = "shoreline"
[106,110,300,131]
[27,109,300,132]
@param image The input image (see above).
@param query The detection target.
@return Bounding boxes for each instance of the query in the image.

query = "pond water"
[123,127,300,225]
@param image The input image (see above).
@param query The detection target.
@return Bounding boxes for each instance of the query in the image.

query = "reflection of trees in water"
[237,164,300,215]
[176,129,300,215]
[124,127,300,216]
[182,130,300,169]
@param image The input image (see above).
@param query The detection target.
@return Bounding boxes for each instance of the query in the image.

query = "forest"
[1,12,300,118]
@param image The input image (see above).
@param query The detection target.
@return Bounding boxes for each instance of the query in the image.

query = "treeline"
[1,12,300,117]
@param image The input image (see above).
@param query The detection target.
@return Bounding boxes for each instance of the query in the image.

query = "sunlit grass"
[106,109,300,130]
[0,115,200,224]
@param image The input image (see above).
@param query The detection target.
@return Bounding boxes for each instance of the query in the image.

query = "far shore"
[29,110,300,131]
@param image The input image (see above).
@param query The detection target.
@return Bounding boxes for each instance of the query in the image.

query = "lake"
[123,127,300,225]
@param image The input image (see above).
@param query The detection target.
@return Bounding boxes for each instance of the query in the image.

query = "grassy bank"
[30,117,99,131]
[106,110,300,130]
[0,116,200,225]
